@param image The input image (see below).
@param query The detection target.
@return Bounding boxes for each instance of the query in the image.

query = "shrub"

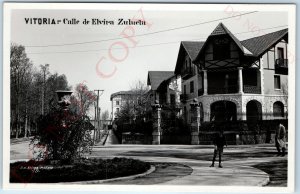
[31,107,94,163]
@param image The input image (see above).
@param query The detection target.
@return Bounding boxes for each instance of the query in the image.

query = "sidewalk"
[10,136,32,144]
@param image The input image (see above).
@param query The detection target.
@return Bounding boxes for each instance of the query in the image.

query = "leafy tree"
[10,43,71,138]
[69,83,97,117]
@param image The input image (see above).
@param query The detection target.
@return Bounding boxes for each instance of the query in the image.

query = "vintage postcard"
[2,2,296,192]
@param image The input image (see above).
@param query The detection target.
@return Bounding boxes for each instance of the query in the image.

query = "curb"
[258,176,270,187]
[61,165,156,184]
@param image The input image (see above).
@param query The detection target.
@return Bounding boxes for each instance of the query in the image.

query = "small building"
[110,91,137,120]
[147,71,181,106]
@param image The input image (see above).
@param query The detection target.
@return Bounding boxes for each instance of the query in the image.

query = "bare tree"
[101,110,110,121]
[40,64,50,115]
[10,43,33,138]
[116,80,151,123]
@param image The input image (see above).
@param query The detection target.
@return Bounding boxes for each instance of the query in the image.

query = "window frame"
[274,75,281,90]
[277,47,284,59]
[213,38,231,60]
[190,81,194,93]
[273,101,284,117]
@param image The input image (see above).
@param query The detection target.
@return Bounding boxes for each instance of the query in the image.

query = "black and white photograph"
[2,3,296,192]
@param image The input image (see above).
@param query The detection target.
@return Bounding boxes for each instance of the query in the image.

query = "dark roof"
[194,22,248,61]
[110,90,136,100]
[182,41,205,61]
[147,71,174,90]
[174,41,204,74]
[241,28,288,57]
[210,23,245,52]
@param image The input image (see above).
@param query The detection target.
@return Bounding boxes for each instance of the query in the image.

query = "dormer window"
[213,37,230,60]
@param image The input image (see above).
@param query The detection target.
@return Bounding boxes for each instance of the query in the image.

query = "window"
[273,101,284,117]
[213,38,230,60]
[274,75,281,89]
[170,94,176,105]
[190,81,194,93]
[116,108,120,113]
[116,101,120,105]
[184,85,187,94]
[277,47,284,59]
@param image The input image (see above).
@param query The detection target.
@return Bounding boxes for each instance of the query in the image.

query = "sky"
[10,4,288,118]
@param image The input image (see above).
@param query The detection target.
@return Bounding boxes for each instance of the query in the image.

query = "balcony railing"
[275,59,288,68]
[243,85,261,94]
[208,85,238,94]
[180,94,188,102]
[181,68,195,80]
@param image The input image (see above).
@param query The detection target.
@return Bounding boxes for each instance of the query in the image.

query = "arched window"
[273,101,284,117]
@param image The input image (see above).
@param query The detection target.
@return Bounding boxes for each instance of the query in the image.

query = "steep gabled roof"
[194,22,248,62]
[182,41,205,61]
[241,28,288,57]
[174,41,204,74]
[147,71,174,90]
[210,23,245,53]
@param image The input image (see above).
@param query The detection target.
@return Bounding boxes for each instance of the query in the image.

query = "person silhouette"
[210,130,227,168]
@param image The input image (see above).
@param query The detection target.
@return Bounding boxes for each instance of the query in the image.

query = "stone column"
[152,100,162,145]
[257,69,262,94]
[238,67,244,94]
[203,70,208,95]
[259,58,264,94]
[190,98,200,145]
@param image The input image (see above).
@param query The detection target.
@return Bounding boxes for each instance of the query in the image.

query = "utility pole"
[94,89,104,144]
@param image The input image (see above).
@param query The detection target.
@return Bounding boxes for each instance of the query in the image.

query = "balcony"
[180,94,188,102]
[181,68,195,80]
[243,85,261,94]
[208,85,238,94]
[275,59,288,68]
[198,88,204,96]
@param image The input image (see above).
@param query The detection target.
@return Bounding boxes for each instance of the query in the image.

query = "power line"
[27,25,288,55]
[25,11,258,48]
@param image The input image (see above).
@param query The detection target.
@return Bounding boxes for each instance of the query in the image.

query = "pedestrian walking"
[210,130,227,168]
[275,123,287,156]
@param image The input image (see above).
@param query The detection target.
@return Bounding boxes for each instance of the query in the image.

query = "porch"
[200,67,262,95]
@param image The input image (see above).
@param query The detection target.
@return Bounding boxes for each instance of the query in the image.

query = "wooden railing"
[243,85,261,94]
[208,85,238,94]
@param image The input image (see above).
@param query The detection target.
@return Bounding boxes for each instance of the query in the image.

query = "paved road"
[10,142,287,186]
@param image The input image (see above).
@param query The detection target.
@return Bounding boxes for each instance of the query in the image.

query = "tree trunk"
[24,114,28,137]
[28,118,31,137]
[15,109,19,139]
